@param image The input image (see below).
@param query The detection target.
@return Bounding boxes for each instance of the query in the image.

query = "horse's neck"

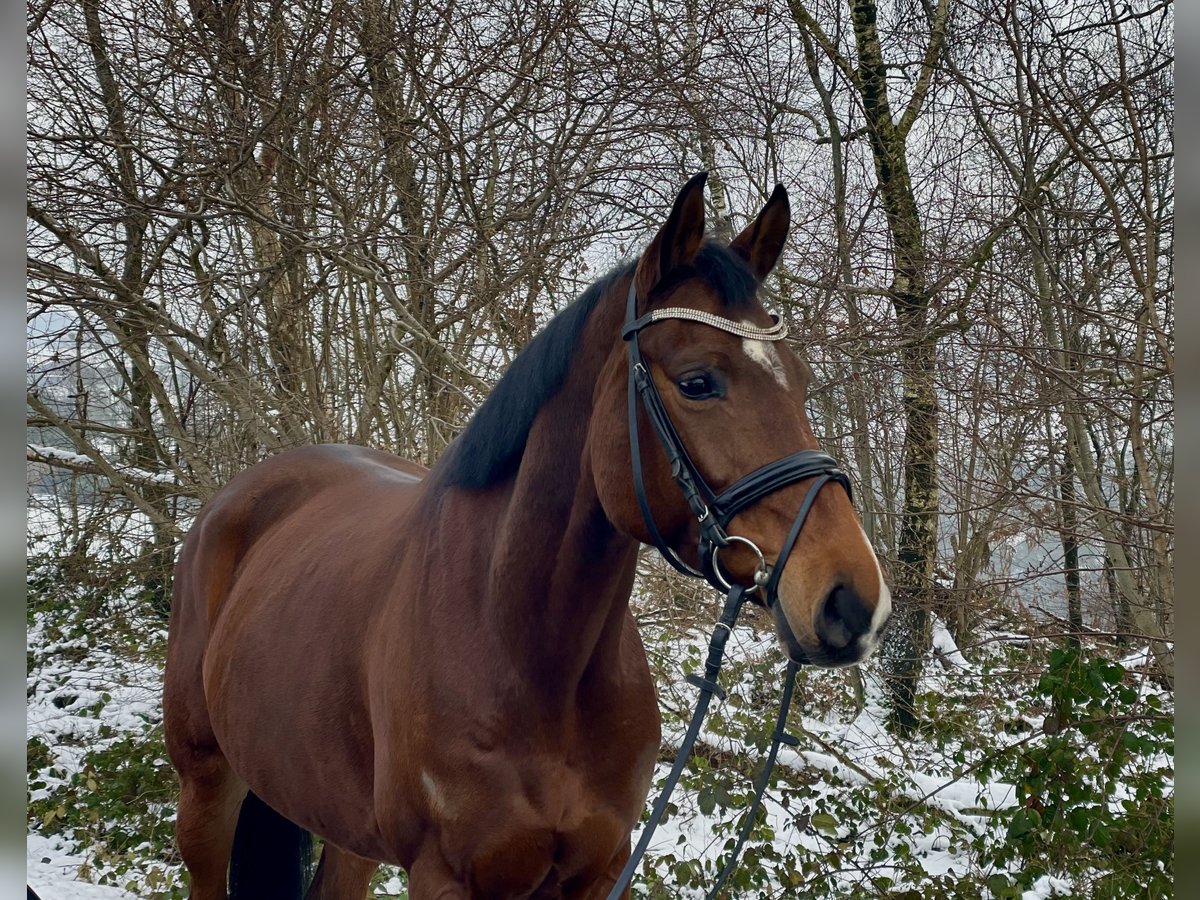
[469,294,638,699]
[487,479,636,694]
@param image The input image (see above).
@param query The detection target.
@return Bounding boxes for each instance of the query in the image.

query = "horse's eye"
[677,373,722,400]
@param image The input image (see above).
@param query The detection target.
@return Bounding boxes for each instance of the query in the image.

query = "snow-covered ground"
[28,833,138,900]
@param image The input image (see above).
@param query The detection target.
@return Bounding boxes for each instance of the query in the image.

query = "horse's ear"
[635,172,708,300]
[730,183,791,281]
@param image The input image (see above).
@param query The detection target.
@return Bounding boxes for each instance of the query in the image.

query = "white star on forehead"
[741,320,789,388]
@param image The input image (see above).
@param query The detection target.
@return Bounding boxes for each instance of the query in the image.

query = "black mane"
[436,242,758,489]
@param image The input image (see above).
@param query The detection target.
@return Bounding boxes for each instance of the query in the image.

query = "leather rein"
[608,281,853,899]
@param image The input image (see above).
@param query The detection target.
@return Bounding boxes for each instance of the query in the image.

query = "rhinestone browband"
[633,307,788,341]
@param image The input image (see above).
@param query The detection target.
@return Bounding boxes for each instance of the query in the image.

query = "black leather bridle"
[622,281,852,605]
[607,280,857,900]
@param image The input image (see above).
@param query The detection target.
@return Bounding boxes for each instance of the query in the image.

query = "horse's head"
[591,173,891,667]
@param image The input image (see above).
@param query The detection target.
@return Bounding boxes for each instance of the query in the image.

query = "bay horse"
[163,174,892,900]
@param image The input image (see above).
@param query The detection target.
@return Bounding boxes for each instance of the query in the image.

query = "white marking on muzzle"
[857,524,892,654]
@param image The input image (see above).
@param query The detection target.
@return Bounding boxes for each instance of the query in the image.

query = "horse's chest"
[408,705,657,893]
[437,753,654,895]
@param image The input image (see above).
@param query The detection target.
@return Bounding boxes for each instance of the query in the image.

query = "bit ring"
[711,535,769,594]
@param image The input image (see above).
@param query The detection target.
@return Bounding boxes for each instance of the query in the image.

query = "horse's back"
[177,444,425,626]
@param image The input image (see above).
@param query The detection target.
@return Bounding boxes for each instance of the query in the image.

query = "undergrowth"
[27,527,187,898]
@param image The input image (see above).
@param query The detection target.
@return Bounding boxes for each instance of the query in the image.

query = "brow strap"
[622,307,789,341]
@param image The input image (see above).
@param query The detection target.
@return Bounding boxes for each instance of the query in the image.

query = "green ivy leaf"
[810,811,838,835]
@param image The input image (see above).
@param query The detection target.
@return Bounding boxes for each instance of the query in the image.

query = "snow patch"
[931,616,969,670]
[27,834,138,899]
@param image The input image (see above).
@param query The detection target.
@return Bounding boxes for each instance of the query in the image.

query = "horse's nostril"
[816,585,872,649]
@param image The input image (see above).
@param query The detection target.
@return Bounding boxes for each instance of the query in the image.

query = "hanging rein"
[608,283,852,899]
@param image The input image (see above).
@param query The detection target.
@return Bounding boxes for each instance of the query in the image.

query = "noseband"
[622,281,852,603]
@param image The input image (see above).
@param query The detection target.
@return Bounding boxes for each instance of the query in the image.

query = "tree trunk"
[788,0,946,733]
[1058,439,1082,647]
[848,0,941,734]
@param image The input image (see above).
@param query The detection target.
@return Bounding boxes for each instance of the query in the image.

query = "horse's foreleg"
[407,845,469,900]
[173,751,248,900]
[576,841,632,900]
[305,844,378,900]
